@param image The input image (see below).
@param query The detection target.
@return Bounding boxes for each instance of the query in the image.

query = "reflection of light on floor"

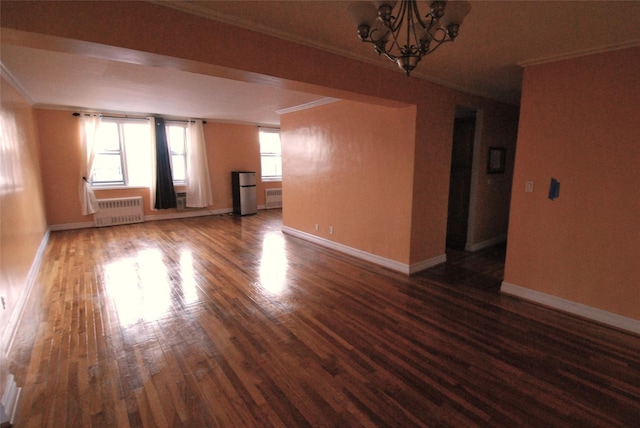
[104,249,171,326]
[179,250,199,305]
[258,232,288,295]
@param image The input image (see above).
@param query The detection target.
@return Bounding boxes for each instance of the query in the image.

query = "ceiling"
[2,1,640,125]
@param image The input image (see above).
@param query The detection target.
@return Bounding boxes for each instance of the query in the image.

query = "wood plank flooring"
[8,210,640,427]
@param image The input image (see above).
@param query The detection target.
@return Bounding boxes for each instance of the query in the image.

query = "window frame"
[91,120,128,186]
[89,117,189,189]
[259,127,282,182]
[165,122,187,185]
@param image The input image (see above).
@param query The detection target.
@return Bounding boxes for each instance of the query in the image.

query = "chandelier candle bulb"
[441,0,471,30]
[351,0,471,76]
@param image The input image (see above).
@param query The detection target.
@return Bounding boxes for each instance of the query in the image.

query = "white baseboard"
[282,227,409,273]
[0,374,21,425]
[2,230,50,358]
[145,208,232,222]
[501,282,640,335]
[1,230,49,424]
[281,227,445,275]
[465,234,507,252]
[409,254,448,274]
[49,221,94,231]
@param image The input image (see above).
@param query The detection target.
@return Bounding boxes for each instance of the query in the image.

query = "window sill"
[92,185,149,191]
[261,177,282,183]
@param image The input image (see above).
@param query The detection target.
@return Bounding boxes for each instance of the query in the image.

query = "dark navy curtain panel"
[154,117,177,209]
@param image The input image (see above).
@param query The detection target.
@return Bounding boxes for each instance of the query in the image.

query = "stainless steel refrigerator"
[231,171,257,215]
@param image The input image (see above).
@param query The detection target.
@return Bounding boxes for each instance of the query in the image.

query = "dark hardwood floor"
[8,210,640,427]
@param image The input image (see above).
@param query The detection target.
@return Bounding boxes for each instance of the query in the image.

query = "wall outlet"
[329,226,334,235]
[315,224,319,232]
[525,181,534,193]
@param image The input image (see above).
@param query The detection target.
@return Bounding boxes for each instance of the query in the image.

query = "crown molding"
[518,40,640,67]
[276,97,340,115]
[0,62,35,105]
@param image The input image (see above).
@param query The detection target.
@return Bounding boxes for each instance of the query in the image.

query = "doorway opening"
[446,106,478,250]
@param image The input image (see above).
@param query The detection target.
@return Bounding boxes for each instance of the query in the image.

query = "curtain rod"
[72,112,206,123]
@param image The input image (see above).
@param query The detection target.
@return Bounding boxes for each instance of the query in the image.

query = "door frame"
[464,109,484,251]
[446,106,484,251]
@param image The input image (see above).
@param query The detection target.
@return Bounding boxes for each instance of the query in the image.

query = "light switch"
[525,181,534,193]
[548,178,560,200]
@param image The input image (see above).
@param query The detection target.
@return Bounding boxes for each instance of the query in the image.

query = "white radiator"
[265,188,282,209]
[94,197,144,227]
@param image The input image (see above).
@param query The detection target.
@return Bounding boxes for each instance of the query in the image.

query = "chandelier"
[350,0,471,76]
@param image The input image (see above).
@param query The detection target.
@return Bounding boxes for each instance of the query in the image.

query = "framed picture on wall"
[487,147,506,174]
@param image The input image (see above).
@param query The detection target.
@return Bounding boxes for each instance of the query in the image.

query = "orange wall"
[35,110,277,226]
[472,107,520,244]
[409,98,519,261]
[2,0,518,265]
[504,47,640,320]
[0,76,48,390]
[36,110,84,225]
[409,99,456,262]
[207,122,260,210]
[281,100,416,263]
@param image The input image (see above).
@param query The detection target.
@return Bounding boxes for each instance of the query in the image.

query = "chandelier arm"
[425,38,452,55]
[383,1,407,56]
[409,0,430,32]
[409,0,431,55]
[382,51,399,62]
[384,32,403,57]
[429,26,450,43]
[387,0,407,33]
[360,32,397,60]
[363,28,388,56]
[405,0,417,53]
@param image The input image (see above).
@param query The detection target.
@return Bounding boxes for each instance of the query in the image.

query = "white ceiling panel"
[1,44,327,125]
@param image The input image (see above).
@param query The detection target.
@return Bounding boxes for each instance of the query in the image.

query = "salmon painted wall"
[2,0,518,265]
[281,100,416,263]
[409,99,456,262]
[0,76,48,391]
[35,110,277,226]
[36,110,84,225]
[504,47,640,320]
[37,110,162,225]
[409,98,519,262]
[208,122,261,210]
[472,107,519,245]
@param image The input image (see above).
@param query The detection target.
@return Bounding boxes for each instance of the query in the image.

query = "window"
[91,119,151,187]
[166,124,187,184]
[90,119,189,187]
[259,128,282,181]
[91,121,126,185]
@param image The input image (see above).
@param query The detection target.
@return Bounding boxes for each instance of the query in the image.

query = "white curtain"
[79,115,101,215]
[186,120,213,208]
[148,116,158,210]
